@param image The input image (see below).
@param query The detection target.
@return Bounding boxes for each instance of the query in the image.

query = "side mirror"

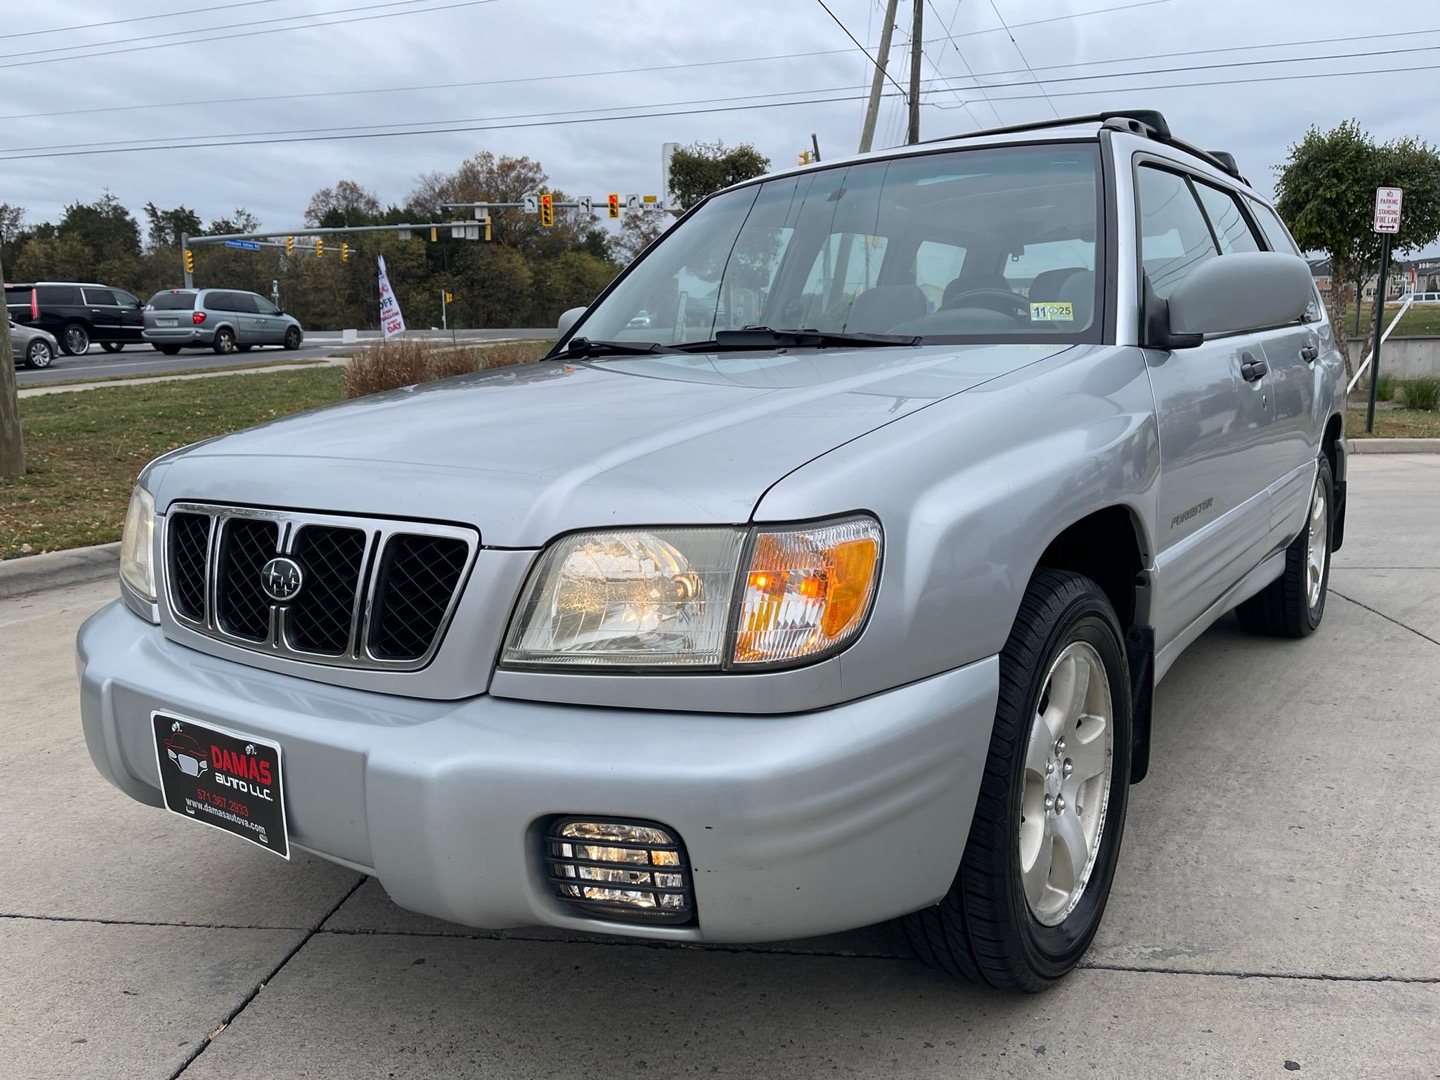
[1156,252,1315,349]
[557,306,586,338]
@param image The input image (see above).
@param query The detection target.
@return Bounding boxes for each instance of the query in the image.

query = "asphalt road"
[12,329,554,386]
[1,455,1437,1078]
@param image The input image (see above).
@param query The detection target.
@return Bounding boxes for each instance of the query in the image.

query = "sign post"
[1368,186,1403,434]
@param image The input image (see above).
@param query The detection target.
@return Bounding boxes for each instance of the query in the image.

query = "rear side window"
[1193,183,1260,255]
[82,287,118,306]
[36,285,83,306]
[227,293,259,314]
[1136,165,1218,299]
[204,292,238,311]
[149,292,196,311]
[1247,199,1303,257]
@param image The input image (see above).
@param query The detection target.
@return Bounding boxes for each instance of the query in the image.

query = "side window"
[113,290,140,308]
[1247,200,1302,257]
[916,240,967,308]
[82,288,118,306]
[1193,183,1261,255]
[1004,239,1096,297]
[37,285,83,306]
[1136,165,1218,299]
[254,296,280,316]
[208,292,237,312]
[796,233,890,329]
[229,293,259,314]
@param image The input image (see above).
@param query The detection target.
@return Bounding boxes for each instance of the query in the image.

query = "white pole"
[1347,293,1415,394]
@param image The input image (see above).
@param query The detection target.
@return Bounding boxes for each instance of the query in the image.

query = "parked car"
[4,281,146,355]
[79,109,1346,993]
[142,288,303,354]
[1401,291,1440,304]
[8,320,59,369]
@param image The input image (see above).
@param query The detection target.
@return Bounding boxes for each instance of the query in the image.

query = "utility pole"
[858,0,900,153]
[0,248,24,479]
[907,0,924,144]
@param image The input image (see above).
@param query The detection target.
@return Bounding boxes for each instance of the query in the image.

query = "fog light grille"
[545,818,694,924]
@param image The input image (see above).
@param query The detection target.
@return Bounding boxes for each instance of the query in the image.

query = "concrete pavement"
[1,457,1437,1078]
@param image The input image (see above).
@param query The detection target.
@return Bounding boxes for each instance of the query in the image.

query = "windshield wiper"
[675,327,923,351]
[556,337,684,359]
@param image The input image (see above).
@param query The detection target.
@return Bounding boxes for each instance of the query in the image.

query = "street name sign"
[225,240,262,250]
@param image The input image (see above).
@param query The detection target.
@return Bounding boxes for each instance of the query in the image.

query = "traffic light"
[484,219,492,242]
[285,235,294,255]
[540,194,554,228]
[430,226,438,242]
[798,150,813,166]
[444,291,453,304]
[341,242,350,262]
[183,249,194,274]
[607,193,620,219]
[316,238,324,258]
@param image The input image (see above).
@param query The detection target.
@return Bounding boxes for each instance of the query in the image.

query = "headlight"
[501,517,882,671]
[119,485,156,601]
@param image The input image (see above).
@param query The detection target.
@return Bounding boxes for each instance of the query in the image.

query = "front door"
[82,287,122,344]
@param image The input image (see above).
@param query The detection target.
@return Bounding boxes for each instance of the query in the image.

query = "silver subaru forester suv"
[79,110,1344,992]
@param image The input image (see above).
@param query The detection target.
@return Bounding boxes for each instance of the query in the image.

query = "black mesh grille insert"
[167,512,211,621]
[216,518,278,641]
[369,534,469,660]
[285,525,367,655]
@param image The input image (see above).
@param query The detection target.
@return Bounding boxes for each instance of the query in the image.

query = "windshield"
[573,143,1103,347]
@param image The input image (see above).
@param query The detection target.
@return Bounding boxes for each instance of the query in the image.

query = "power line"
[7,0,289,40]
[987,0,1060,117]
[814,0,910,97]
[917,2,983,130]
[926,0,1000,127]
[0,0,498,69]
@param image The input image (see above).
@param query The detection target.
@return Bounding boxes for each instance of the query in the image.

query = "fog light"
[546,818,694,924]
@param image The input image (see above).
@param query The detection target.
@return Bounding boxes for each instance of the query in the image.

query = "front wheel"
[24,339,54,369]
[212,328,236,355]
[283,326,301,350]
[903,569,1132,992]
[61,323,90,355]
[1236,454,1333,638]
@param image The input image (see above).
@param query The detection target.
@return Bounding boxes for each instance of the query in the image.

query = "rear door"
[1136,162,1275,650]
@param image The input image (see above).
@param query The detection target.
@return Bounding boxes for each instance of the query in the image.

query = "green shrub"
[1401,377,1440,411]
[342,338,551,399]
[1373,373,1396,401]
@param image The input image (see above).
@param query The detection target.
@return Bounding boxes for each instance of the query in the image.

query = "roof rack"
[921,109,1248,185]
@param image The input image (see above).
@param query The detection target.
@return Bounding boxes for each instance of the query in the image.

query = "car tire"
[24,339,54,369]
[283,326,301,350]
[902,568,1132,993]
[156,345,182,356]
[61,323,90,356]
[213,328,236,355]
[100,341,124,353]
[1236,454,1333,638]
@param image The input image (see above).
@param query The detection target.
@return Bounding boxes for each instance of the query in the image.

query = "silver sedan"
[8,320,59,369]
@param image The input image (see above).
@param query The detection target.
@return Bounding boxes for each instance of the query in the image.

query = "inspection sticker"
[1030,301,1074,322]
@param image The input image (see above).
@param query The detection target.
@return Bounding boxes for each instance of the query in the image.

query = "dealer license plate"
[151,712,289,859]
[157,318,177,327]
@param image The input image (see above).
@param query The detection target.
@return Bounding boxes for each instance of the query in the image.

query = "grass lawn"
[0,367,343,560]
[1347,302,1440,338]
[1346,407,1440,439]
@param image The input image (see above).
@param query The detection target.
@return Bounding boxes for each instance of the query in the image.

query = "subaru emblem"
[260,557,304,602]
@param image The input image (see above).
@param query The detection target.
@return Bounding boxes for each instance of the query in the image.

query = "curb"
[1350,438,1440,454]
[0,543,120,600]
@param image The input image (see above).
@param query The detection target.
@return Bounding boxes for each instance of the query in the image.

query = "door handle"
[1240,355,1268,382]
[1301,345,1319,362]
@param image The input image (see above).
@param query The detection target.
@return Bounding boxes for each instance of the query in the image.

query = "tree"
[0,247,22,479]
[142,202,202,250]
[57,192,141,283]
[409,151,586,256]
[304,180,382,228]
[1428,275,1439,292]
[611,211,674,264]
[1274,120,1440,374]
[667,140,770,211]
[0,202,25,268]
[203,208,262,236]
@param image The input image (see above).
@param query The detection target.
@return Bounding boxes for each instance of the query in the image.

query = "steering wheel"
[941,288,1031,317]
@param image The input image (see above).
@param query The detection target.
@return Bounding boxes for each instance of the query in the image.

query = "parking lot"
[1,454,1436,1079]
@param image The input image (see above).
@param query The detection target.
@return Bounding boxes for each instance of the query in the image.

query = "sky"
[2,0,1438,247]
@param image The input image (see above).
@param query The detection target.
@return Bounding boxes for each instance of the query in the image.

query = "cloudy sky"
[2,0,1438,241]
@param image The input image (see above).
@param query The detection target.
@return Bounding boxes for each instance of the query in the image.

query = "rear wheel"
[902,569,1132,992]
[212,328,236,355]
[100,341,124,353]
[1236,455,1333,638]
[24,339,54,369]
[283,326,301,350]
[61,323,90,355]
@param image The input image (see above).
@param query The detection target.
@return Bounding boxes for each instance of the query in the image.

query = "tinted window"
[1137,166,1218,299]
[1247,199,1302,256]
[149,292,197,311]
[82,287,118,306]
[254,296,281,316]
[1193,183,1260,255]
[204,291,237,311]
[227,293,259,314]
[36,285,83,306]
[113,289,140,307]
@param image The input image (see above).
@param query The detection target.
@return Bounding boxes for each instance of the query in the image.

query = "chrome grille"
[162,503,477,671]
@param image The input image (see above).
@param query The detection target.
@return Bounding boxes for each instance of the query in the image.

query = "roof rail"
[921,108,1248,184]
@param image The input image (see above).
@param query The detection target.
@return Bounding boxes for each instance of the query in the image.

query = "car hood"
[153,343,1073,547]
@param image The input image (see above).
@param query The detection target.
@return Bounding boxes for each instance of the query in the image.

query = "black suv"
[4,281,145,355]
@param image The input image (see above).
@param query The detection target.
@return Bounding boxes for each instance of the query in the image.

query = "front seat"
[844,285,928,333]
[1027,266,1087,301]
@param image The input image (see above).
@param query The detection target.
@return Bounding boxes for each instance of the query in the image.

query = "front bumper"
[78,600,998,943]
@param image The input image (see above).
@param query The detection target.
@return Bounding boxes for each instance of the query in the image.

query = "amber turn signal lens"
[733,518,882,666]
